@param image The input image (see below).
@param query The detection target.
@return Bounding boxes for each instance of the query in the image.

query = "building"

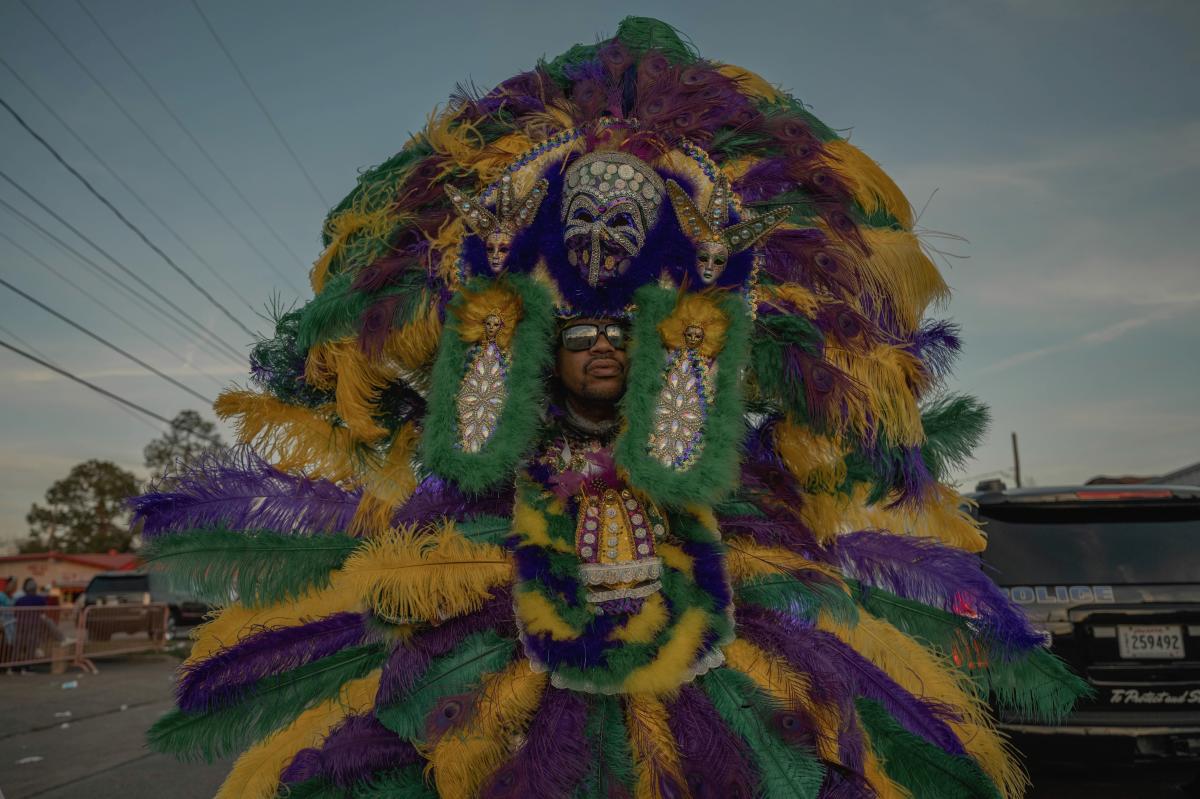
[0,551,141,602]
[1161,461,1200,486]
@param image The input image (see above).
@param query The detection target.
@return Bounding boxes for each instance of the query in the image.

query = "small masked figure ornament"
[650,320,717,470]
[665,176,791,284]
[446,175,549,272]
[455,309,510,453]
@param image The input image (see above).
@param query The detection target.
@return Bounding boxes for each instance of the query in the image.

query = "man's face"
[555,318,628,407]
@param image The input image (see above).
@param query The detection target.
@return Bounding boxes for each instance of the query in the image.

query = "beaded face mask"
[562,151,665,287]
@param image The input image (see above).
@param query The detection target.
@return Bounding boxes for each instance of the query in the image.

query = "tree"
[23,460,141,553]
[143,409,226,482]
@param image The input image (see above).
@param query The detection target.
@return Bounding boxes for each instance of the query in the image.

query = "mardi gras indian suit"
[137,18,1086,799]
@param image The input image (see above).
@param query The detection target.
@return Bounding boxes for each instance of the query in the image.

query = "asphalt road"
[1,652,1196,798]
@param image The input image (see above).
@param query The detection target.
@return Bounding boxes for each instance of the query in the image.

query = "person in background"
[13,577,48,669]
[0,577,15,664]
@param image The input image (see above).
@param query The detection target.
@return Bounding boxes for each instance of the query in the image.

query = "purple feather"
[280,713,420,787]
[761,228,859,299]
[828,530,1046,653]
[177,611,371,712]
[392,476,513,526]
[132,446,361,538]
[908,319,962,381]
[376,590,514,705]
[734,157,794,203]
[481,687,590,799]
[738,605,965,756]
[666,684,759,799]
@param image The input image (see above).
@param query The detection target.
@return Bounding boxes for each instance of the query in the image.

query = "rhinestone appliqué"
[455,341,509,452]
[648,348,716,470]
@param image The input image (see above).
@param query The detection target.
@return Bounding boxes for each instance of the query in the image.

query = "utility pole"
[1011,432,1022,488]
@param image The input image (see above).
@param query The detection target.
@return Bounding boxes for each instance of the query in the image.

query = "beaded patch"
[455,313,511,452]
[648,336,717,470]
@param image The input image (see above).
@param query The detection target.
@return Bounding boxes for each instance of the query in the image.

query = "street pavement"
[0,651,228,799]
[1,650,1197,798]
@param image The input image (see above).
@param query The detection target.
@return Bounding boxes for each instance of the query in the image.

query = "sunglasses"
[560,322,629,352]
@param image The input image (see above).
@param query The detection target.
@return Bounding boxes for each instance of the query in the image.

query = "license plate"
[1117,624,1185,659]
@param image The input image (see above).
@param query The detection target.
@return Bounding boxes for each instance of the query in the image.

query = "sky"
[0,0,1197,548]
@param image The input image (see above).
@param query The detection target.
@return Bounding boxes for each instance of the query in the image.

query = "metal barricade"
[0,603,169,674]
[74,603,170,673]
[0,604,80,673]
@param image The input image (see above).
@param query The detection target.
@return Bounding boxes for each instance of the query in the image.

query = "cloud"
[971,300,1197,377]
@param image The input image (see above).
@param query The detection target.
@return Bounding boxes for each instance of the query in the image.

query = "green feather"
[857,698,1002,799]
[273,779,346,799]
[375,630,515,740]
[456,514,513,545]
[250,309,334,407]
[860,586,1090,722]
[920,395,991,481]
[575,694,636,799]
[614,16,699,62]
[324,143,433,240]
[736,574,859,625]
[147,644,387,762]
[615,285,750,508]
[142,529,360,608]
[702,668,824,799]
[986,648,1093,725]
[419,274,556,494]
[296,269,430,351]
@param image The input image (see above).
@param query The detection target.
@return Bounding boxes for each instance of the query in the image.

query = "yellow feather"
[610,593,669,643]
[513,496,574,554]
[215,672,380,799]
[214,390,357,483]
[421,107,486,176]
[453,282,524,348]
[819,612,1026,798]
[657,293,729,358]
[384,303,444,376]
[655,542,694,577]
[625,693,691,799]
[305,339,390,442]
[515,588,580,640]
[716,64,782,102]
[724,537,846,585]
[861,721,914,799]
[428,660,547,799]
[350,423,421,536]
[310,207,395,293]
[724,639,842,764]
[761,282,821,318]
[186,574,363,665]
[622,607,709,695]
[339,523,512,623]
[855,228,950,332]
[827,343,929,447]
[823,140,914,229]
[774,418,846,492]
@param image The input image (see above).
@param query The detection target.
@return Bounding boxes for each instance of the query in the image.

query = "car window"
[979,504,1200,585]
[86,575,151,594]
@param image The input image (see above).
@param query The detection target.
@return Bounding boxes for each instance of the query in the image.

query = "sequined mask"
[563,151,665,287]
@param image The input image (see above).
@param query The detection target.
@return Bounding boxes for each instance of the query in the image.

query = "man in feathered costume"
[135,18,1086,799]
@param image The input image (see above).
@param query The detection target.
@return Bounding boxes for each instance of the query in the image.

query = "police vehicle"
[971,483,1200,762]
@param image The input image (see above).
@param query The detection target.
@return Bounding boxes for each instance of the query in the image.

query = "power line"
[0,169,247,362]
[17,0,305,295]
[72,3,312,286]
[188,0,330,209]
[0,228,228,390]
[0,276,214,405]
[0,194,243,368]
[0,95,257,340]
[0,338,223,446]
[0,320,163,436]
[0,54,260,317]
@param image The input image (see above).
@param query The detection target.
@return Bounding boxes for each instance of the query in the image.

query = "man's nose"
[591,331,616,353]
